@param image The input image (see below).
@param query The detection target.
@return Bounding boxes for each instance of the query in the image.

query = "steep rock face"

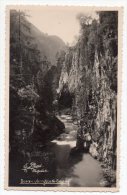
[58,48,73,92]
[88,51,117,169]
[58,12,117,170]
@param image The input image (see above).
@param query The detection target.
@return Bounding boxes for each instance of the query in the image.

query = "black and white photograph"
[6,6,122,190]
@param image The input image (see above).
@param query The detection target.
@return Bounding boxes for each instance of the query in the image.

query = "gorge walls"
[58,11,118,171]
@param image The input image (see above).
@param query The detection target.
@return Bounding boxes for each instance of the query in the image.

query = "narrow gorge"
[9,9,118,187]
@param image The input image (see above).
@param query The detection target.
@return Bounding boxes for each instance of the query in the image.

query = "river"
[10,114,105,187]
[47,114,105,187]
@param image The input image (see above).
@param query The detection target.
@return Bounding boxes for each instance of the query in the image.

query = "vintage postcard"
[5,5,123,191]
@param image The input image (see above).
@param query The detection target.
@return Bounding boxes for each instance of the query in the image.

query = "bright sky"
[19,6,98,44]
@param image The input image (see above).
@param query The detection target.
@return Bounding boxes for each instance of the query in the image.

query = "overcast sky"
[19,6,98,45]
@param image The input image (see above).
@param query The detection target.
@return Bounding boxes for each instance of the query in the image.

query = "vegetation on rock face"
[9,10,65,158]
[58,11,118,173]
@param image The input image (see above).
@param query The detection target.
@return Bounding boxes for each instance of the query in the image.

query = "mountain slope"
[30,23,66,64]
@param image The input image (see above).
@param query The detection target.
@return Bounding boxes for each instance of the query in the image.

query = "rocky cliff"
[58,12,117,173]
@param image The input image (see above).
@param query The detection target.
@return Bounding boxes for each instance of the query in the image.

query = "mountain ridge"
[29,22,66,64]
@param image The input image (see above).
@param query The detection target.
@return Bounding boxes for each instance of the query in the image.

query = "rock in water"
[89,142,99,159]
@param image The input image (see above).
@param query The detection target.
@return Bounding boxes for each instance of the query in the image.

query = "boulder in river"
[33,114,65,144]
[89,141,99,159]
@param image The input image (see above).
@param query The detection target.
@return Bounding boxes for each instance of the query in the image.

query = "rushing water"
[10,114,105,187]
[48,114,104,187]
